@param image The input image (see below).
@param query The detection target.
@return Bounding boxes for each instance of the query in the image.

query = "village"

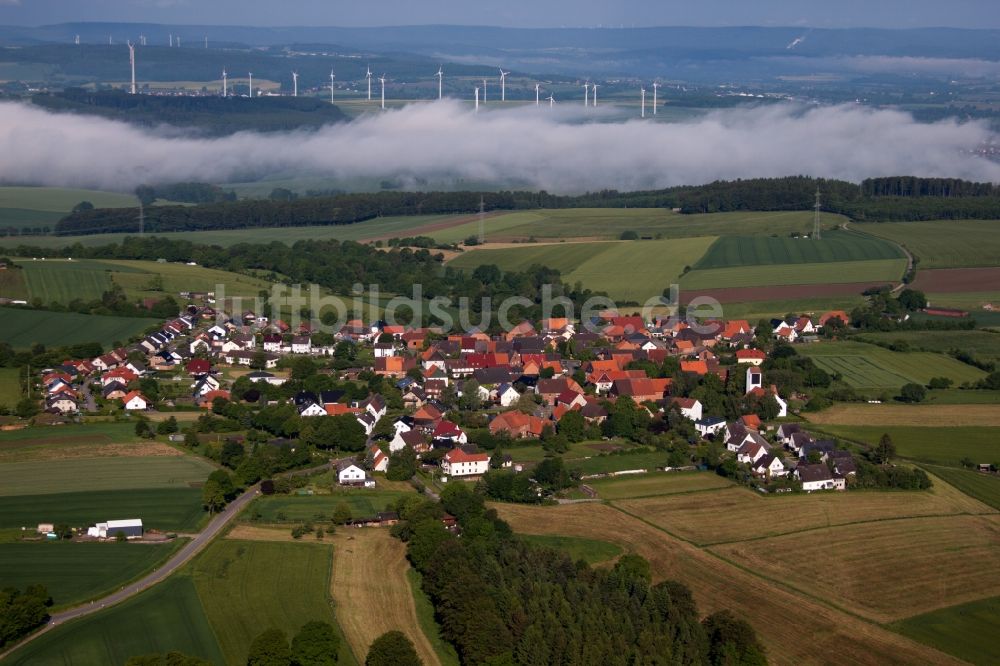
[30,292,871,516]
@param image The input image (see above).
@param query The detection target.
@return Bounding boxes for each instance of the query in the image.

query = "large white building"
[441,448,490,478]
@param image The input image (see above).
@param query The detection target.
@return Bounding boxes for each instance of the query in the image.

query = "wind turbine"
[204,36,208,49]
[74,35,80,45]
[548,94,555,108]
[127,41,137,95]
[248,72,253,98]
[330,70,336,104]
[583,81,589,106]
[591,83,599,107]
[482,78,487,103]
[365,65,372,101]
[379,74,386,109]
[140,34,146,46]
[108,35,113,46]
[436,66,443,100]
[474,86,480,112]
[652,82,660,116]
[222,69,228,97]
[498,67,509,102]
[176,36,181,47]
[292,71,299,97]
[535,83,540,106]
[169,34,173,48]
[640,87,646,118]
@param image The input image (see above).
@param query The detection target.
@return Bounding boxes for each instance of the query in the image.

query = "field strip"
[492,502,964,665]
[804,403,1000,426]
[328,529,440,666]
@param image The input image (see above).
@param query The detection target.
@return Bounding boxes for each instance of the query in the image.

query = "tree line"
[53,175,1000,236]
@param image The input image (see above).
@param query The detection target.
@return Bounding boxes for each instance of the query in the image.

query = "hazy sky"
[0,0,998,29]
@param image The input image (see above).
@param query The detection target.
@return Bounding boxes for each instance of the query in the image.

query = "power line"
[813,187,822,240]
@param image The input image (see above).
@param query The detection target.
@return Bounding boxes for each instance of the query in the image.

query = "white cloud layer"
[0,100,997,193]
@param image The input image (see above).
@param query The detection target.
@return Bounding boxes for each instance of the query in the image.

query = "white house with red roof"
[670,397,703,422]
[432,420,468,445]
[441,448,490,478]
[735,349,766,366]
[122,391,150,411]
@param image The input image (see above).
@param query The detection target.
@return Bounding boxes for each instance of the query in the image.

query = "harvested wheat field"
[329,529,439,666]
[0,441,184,463]
[804,403,1000,427]
[614,480,992,546]
[711,514,1000,623]
[492,502,962,666]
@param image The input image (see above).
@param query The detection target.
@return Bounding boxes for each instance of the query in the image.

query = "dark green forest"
[50,176,1000,236]
[395,483,768,665]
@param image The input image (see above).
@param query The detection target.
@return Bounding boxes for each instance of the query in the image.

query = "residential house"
[670,397,703,421]
[695,416,727,438]
[441,448,491,478]
[796,463,845,491]
[390,429,428,454]
[337,460,374,487]
[489,411,546,439]
[735,349,767,366]
[122,391,150,411]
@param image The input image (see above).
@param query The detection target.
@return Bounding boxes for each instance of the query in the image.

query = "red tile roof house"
[432,420,468,445]
[122,391,150,411]
[441,448,491,478]
[489,411,547,439]
[735,349,767,366]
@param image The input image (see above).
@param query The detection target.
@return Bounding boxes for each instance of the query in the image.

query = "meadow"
[709,514,1000,623]
[797,340,986,391]
[0,186,138,231]
[679,258,906,290]
[862,219,1000,269]
[693,229,903,269]
[0,456,215,496]
[0,306,159,348]
[328,529,437,666]
[814,425,1000,468]
[16,259,120,304]
[0,367,22,407]
[892,595,1000,665]
[0,541,183,608]
[104,259,274,300]
[919,465,1000,510]
[858,329,1000,363]
[0,265,29,301]
[705,295,866,321]
[586,472,733,499]
[494,502,963,665]
[450,236,717,301]
[0,488,206,532]
[519,534,623,565]
[3,576,224,666]
[191,539,357,665]
[249,489,415,522]
[567,450,672,476]
[802,402,1000,427]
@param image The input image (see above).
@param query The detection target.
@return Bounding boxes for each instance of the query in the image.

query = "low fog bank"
[1,99,997,193]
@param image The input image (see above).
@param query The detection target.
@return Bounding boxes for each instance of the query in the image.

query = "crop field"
[0,456,215,496]
[494,502,963,665]
[0,186,138,231]
[191,539,356,665]
[858,330,1000,363]
[920,465,1000,510]
[14,259,139,304]
[0,367,22,406]
[862,220,1000,269]
[586,472,734,499]
[710,515,1000,623]
[0,266,29,301]
[104,259,274,300]
[0,488,206,532]
[815,426,1000,468]
[329,529,438,666]
[679,258,907,290]
[803,403,1000,427]
[0,306,159,348]
[250,490,415,522]
[694,230,903,269]
[0,541,182,608]
[3,575,224,666]
[912,267,1000,294]
[519,534,623,565]
[797,341,986,390]
[707,295,867,319]
[0,422,143,445]
[612,481,989,546]
[450,236,717,301]
[892,595,1000,665]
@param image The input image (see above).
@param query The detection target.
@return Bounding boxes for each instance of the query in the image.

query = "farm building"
[87,519,144,539]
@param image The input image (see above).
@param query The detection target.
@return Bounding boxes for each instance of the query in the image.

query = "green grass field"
[892,595,1000,665]
[3,576,225,666]
[815,426,1000,468]
[0,367,22,407]
[0,187,138,232]
[680,258,907,290]
[0,306,159,348]
[104,259,284,300]
[568,451,671,476]
[0,456,215,497]
[587,472,734,499]
[191,539,357,665]
[798,341,986,391]
[519,534,623,565]
[250,490,414,522]
[922,465,1000,510]
[714,296,867,321]
[0,266,29,301]
[0,422,142,445]
[0,541,183,608]
[451,236,717,301]
[0,488,206,532]
[694,230,903,269]
[16,259,118,304]
[858,330,1000,364]
[863,220,1000,269]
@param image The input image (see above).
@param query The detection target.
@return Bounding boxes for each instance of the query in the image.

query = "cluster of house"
[35,300,854,486]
